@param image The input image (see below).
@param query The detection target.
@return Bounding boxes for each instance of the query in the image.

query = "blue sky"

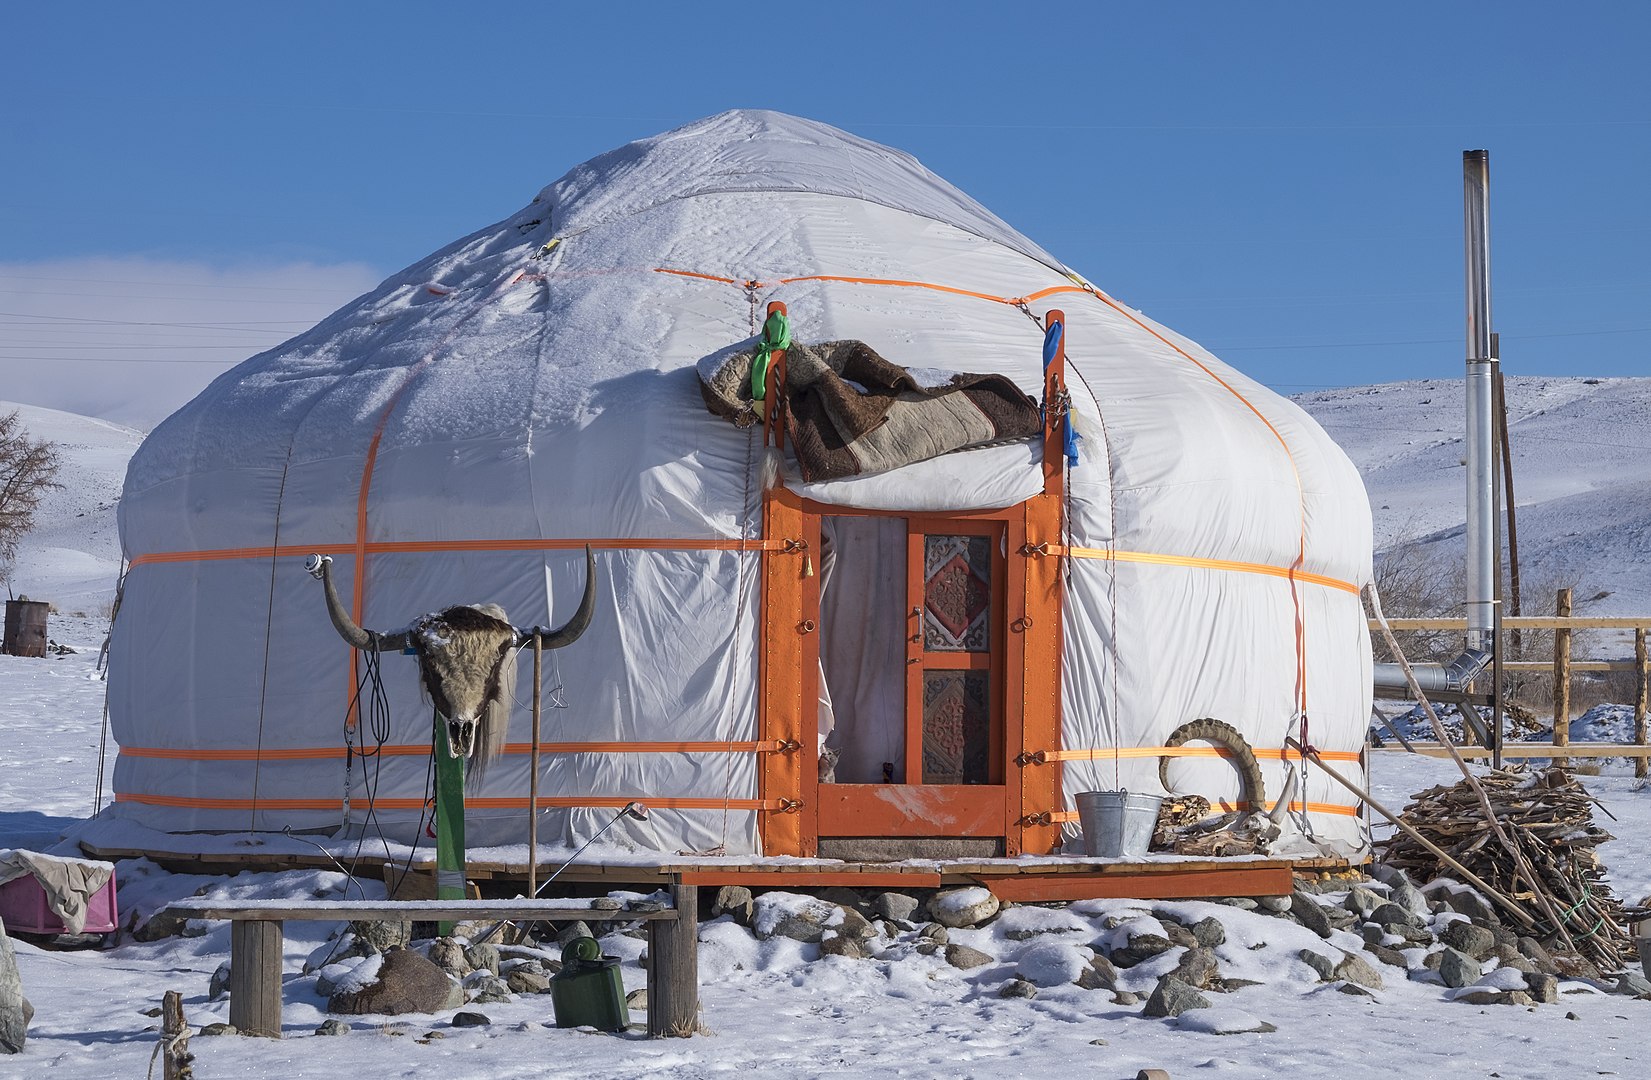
[2,2,1646,425]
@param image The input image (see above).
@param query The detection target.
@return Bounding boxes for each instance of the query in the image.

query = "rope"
[92,561,124,817]
[247,456,293,836]
[715,361,762,855]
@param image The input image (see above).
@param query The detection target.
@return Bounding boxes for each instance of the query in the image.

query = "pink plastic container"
[0,869,118,935]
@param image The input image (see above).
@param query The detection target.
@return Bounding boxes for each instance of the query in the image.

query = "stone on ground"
[330,947,463,1015]
[463,942,500,976]
[1438,921,1496,961]
[1298,949,1336,982]
[752,893,842,943]
[998,978,1037,999]
[819,931,868,959]
[1016,941,1091,987]
[427,937,470,977]
[1174,1007,1277,1035]
[1143,974,1210,1018]
[1190,916,1226,948]
[0,922,26,1054]
[930,887,1000,929]
[1524,972,1559,1003]
[945,944,994,970]
[1289,892,1333,938]
[1438,947,1482,989]
[1172,946,1220,990]
[314,1018,350,1036]
[1333,952,1383,990]
[450,1011,490,1027]
[871,892,919,923]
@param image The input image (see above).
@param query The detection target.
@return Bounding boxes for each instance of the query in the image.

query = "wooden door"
[813,512,1019,851]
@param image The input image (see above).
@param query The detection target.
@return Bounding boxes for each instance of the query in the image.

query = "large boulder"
[329,947,463,1016]
[0,921,27,1054]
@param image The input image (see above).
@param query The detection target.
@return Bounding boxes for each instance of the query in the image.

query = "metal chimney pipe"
[1463,150,1497,653]
[1373,153,1498,704]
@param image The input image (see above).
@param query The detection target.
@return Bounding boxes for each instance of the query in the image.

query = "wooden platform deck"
[84,836,1352,902]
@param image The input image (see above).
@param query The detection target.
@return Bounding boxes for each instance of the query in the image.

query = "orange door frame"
[755,308,1071,858]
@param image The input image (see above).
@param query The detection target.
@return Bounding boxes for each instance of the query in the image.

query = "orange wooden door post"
[1013,308,1069,856]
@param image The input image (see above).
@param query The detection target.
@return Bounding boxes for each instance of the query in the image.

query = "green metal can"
[549,936,630,1032]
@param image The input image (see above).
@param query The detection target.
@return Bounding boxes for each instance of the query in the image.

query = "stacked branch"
[1378,766,1631,973]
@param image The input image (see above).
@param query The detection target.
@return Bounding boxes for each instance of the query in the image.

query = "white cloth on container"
[0,850,114,935]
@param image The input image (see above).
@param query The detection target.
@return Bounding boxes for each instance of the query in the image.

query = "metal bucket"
[1075,790,1164,858]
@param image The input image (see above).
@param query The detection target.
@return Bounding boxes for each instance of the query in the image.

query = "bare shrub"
[0,411,62,574]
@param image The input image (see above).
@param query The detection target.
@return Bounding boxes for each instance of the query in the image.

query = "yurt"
[109,110,1373,864]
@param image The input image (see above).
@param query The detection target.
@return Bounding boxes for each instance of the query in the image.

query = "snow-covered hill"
[0,401,143,613]
[1296,375,1651,616]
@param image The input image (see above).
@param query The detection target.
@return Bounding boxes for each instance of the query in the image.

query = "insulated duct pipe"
[1373,151,1497,699]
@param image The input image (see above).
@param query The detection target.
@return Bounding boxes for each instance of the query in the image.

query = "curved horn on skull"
[517,545,598,649]
[306,554,414,652]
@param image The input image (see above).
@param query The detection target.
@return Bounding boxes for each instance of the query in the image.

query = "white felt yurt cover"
[110,111,1373,857]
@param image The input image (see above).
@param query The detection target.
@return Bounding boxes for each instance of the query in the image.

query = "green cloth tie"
[750,309,792,401]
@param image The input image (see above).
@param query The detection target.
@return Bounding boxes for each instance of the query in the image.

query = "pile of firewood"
[1378,766,1631,972]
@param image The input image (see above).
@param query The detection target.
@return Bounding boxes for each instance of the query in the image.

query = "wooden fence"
[1369,588,1651,775]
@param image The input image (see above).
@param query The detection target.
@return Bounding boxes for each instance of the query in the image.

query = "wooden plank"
[1500,661,1630,672]
[228,919,283,1038]
[816,783,1005,837]
[1018,491,1064,858]
[981,865,1293,903]
[678,870,943,889]
[759,487,809,856]
[166,899,674,922]
[647,883,699,1038]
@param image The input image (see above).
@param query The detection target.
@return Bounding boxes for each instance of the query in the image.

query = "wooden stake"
[1635,628,1647,781]
[161,990,193,1079]
[528,633,543,896]
[1554,588,1572,768]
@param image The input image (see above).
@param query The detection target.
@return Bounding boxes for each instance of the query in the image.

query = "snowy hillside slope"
[0,400,143,613]
[1296,376,1651,615]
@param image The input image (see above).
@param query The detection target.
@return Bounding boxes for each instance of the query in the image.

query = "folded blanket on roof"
[698,338,1042,482]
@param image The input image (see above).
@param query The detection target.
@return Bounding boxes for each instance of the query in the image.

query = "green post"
[434,719,467,933]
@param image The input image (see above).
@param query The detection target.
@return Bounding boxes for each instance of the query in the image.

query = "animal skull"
[308,548,596,768]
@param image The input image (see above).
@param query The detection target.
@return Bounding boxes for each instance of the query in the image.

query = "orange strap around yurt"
[115,792,782,812]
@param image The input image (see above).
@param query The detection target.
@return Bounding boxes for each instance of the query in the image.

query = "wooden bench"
[162,886,699,1039]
